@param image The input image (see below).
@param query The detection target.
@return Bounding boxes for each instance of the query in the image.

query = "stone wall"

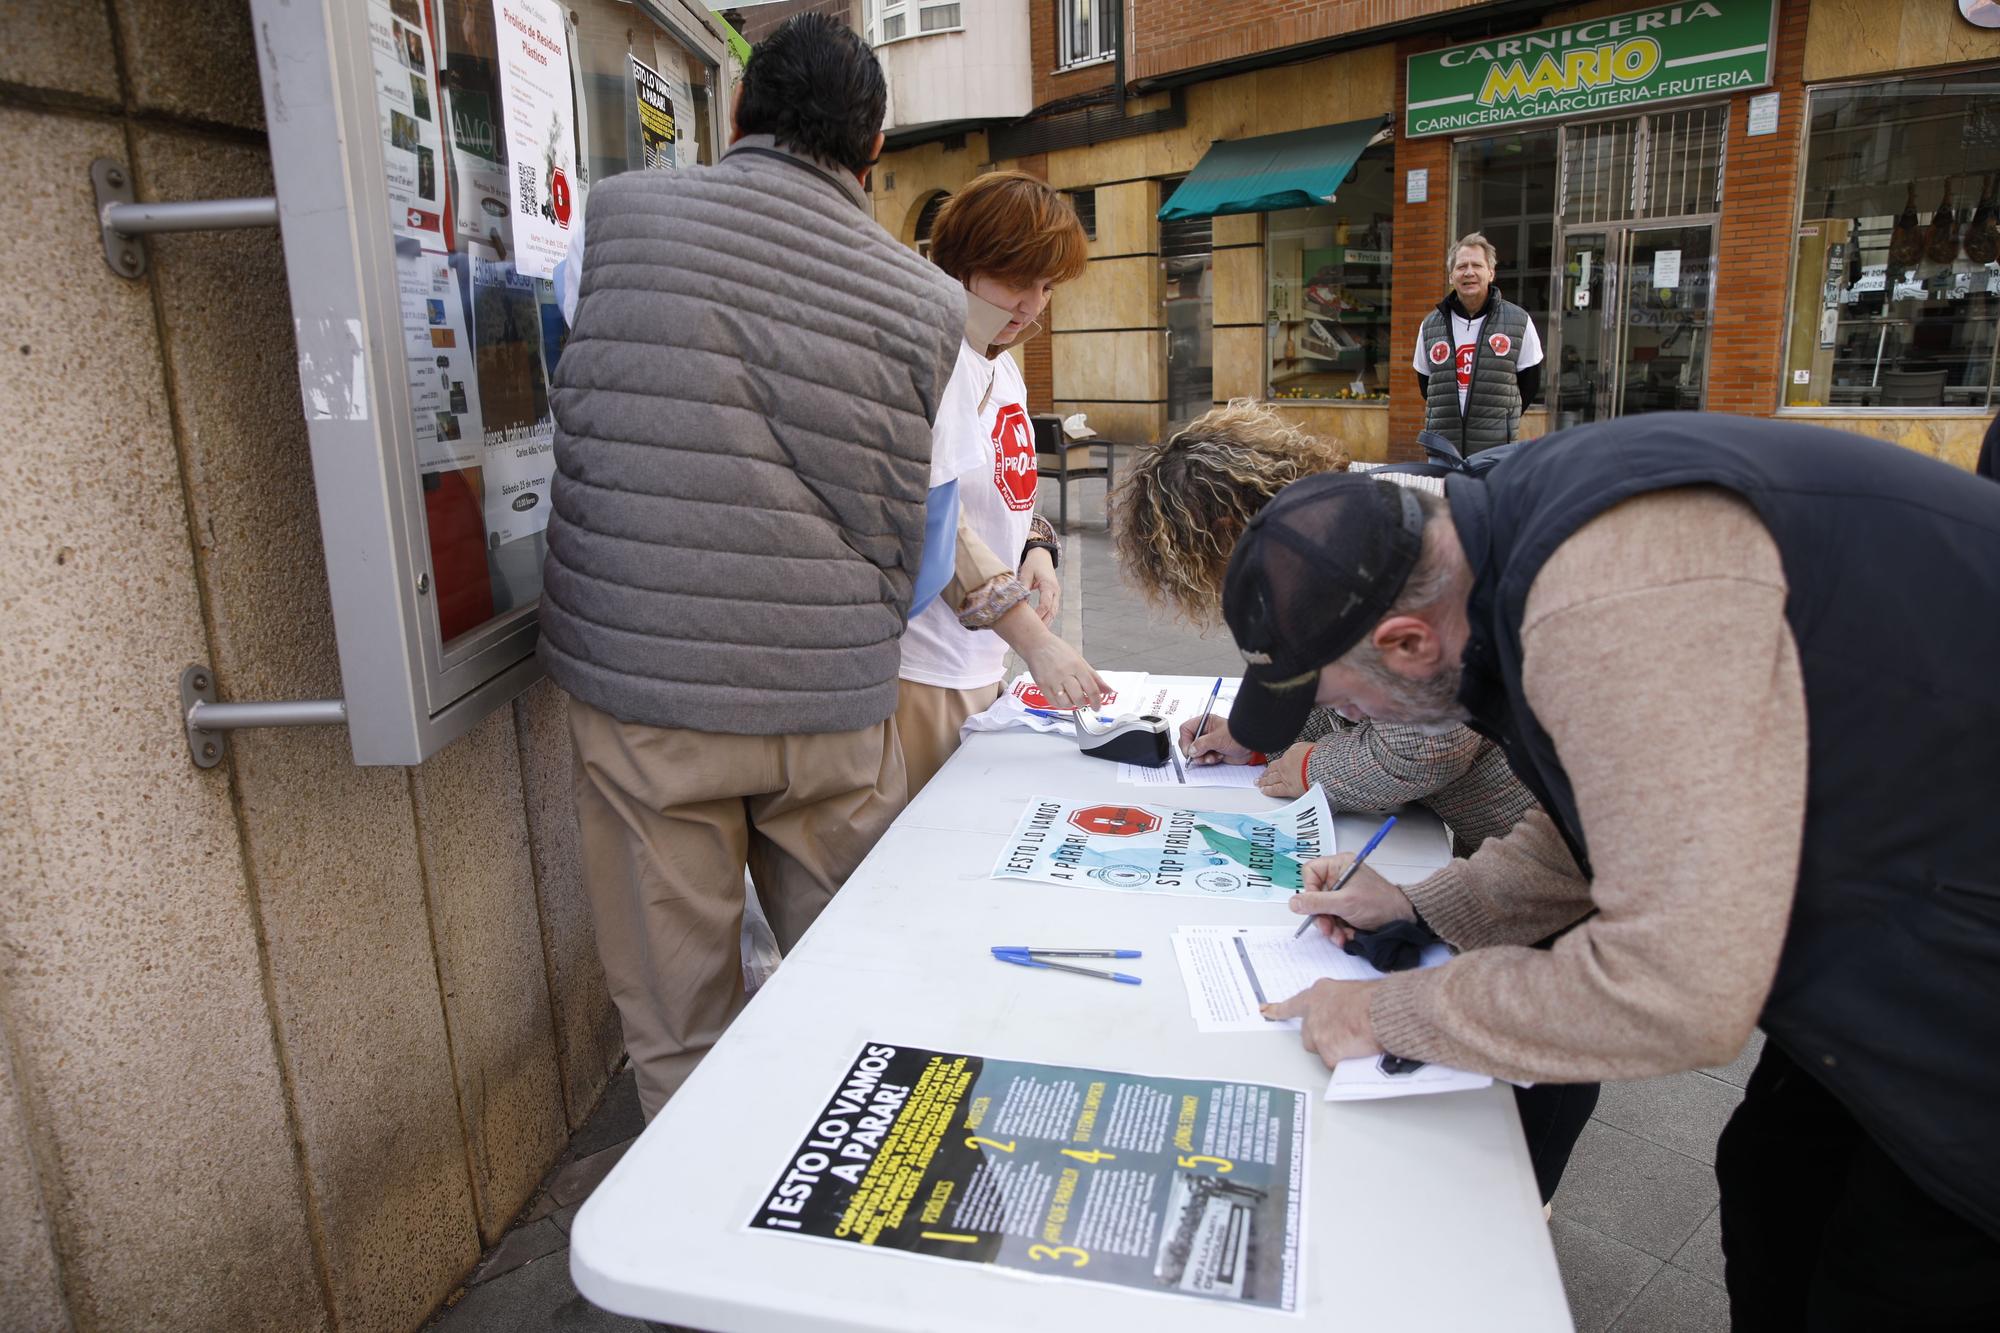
[0,5,619,1330]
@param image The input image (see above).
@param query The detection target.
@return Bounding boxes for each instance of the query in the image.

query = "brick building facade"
[872,0,1999,465]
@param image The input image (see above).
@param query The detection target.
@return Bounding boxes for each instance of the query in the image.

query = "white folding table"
[571,680,1571,1330]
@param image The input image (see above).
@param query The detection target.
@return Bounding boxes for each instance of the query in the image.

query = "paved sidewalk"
[434,473,1745,1331]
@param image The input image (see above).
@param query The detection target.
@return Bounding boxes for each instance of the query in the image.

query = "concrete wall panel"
[0,106,325,1333]
[1090,182,1158,259]
[1213,246,1263,327]
[411,710,568,1243]
[1053,256,1160,332]
[1051,329,1165,403]
[130,124,478,1332]
[0,945,71,1333]
[1213,326,1264,402]
[0,2,119,106]
[513,680,621,1128]
[111,0,266,132]
[1804,0,2000,82]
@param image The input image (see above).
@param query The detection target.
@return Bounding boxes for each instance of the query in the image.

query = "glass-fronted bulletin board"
[249,0,729,764]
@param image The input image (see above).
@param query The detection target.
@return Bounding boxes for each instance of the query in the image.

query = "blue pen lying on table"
[991,946,1142,985]
[1294,813,1399,939]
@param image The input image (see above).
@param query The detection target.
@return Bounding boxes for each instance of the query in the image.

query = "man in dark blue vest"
[1412,232,1543,455]
[1221,414,1999,1325]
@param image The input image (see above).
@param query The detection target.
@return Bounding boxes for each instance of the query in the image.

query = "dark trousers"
[1715,1042,2000,1330]
[1514,1081,1599,1204]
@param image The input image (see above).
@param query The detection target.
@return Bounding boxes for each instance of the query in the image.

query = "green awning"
[1158,117,1387,221]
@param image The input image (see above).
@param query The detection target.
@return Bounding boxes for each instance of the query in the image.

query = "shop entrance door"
[1555,224,1715,426]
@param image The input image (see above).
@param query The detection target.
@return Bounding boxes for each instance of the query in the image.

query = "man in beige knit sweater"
[1220,414,2000,1327]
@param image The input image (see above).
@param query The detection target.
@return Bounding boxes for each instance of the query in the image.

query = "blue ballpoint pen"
[1294,813,1399,939]
[992,951,1142,985]
[1187,677,1224,762]
[991,947,1142,959]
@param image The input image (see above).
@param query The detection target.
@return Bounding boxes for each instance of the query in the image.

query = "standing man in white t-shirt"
[1412,232,1543,456]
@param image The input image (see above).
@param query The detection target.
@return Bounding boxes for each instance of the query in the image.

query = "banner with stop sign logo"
[993,790,1333,897]
[991,403,1038,512]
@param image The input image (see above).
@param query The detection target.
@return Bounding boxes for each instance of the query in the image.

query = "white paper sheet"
[1117,678,1267,786]
[1168,925,1491,1101]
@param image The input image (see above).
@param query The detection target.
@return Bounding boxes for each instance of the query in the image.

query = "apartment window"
[1783,67,2000,409]
[1266,145,1395,402]
[920,3,962,32]
[1068,188,1097,240]
[1058,0,1115,69]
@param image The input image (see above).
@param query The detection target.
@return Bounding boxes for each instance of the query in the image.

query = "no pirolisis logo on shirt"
[992,402,1038,512]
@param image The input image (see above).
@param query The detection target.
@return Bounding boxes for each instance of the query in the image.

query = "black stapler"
[1068,710,1172,767]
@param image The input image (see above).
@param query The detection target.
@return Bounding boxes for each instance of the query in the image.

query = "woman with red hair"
[897,171,1109,792]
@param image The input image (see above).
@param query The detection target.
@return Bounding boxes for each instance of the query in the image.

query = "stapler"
[1069,710,1172,768]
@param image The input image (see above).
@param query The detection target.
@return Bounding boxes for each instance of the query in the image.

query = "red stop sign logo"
[549,167,573,228]
[992,402,1037,512]
[1068,805,1161,837]
[1012,678,1117,710]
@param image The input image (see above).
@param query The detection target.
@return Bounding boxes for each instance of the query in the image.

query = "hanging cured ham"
[1964,176,1999,265]
[1924,181,1960,265]
[1888,185,1924,268]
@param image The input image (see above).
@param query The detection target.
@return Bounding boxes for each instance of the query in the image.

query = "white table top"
[571,683,1571,1331]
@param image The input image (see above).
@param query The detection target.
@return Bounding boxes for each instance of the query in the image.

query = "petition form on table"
[1170,925,1493,1101]
[1118,679,1268,787]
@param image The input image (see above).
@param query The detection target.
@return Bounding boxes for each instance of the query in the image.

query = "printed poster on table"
[493,0,578,279]
[993,789,1333,900]
[368,0,449,251]
[471,256,557,539]
[750,1042,1307,1312]
[630,55,677,169]
[396,252,482,470]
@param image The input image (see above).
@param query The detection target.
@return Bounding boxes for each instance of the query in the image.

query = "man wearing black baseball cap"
[1222,413,2000,1325]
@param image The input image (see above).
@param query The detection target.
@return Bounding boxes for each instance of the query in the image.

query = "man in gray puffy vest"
[1412,232,1543,455]
[538,15,964,1118]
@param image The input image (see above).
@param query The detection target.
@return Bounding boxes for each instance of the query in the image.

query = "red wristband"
[1300,748,1312,790]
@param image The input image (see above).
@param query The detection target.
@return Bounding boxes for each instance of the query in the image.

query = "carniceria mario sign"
[1405,0,1775,137]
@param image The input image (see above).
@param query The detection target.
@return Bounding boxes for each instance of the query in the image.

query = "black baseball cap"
[1221,473,1426,752]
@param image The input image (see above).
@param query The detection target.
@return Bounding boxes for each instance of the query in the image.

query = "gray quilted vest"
[1419,294,1531,456]
[539,137,965,734]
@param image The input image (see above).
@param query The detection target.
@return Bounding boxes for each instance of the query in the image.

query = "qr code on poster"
[517,162,537,216]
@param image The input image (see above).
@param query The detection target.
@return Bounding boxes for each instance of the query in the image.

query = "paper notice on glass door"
[398,253,482,471]
[630,55,677,169]
[493,0,579,279]
[1652,249,1682,289]
[471,257,556,540]
[368,0,449,251]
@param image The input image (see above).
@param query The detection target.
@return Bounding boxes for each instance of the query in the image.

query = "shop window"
[1058,0,1115,69]
[1068,188,1097,240]
[1453,129,1558,403]
[1784,68,2000,409]
[1265,146,1394,403]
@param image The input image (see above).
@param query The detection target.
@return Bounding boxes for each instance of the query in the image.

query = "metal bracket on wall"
[181,665,347,769]
[92,158,279,279]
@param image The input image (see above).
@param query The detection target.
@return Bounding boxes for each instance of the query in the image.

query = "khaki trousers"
[569,697,907,1118]
[895,679,1004,796]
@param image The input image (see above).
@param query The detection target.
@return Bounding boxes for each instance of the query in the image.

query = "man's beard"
[1357,656,1469,735]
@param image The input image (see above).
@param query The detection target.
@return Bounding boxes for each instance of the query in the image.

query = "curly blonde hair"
[1112,400,1351,624]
